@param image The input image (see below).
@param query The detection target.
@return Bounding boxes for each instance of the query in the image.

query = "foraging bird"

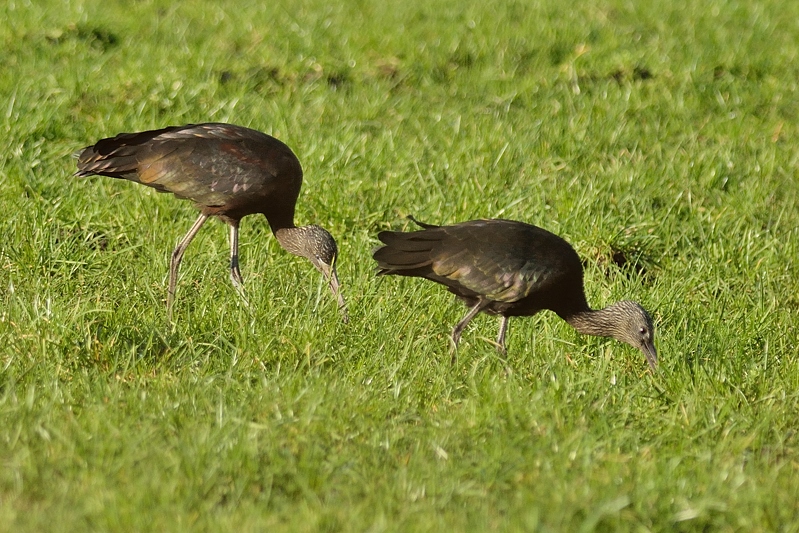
[76,123,347,321]
[373,218,657,370]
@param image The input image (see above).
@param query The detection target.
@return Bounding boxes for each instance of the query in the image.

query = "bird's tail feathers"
[373,231,437,273]
[407,215,438,229]
[74,127,183,178]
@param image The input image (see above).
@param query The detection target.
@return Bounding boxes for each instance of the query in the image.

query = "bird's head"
[283,225,348,322]
[610,300,657,371]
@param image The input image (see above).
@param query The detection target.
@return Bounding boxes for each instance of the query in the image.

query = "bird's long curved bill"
[327,266,348,323]
[643,343,657,372]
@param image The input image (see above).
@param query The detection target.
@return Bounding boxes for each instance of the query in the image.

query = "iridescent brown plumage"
[373,218,656,370]
[76,123,347,321]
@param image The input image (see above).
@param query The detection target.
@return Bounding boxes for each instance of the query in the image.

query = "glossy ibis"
[373,218,657,370]
[76,123,347,321]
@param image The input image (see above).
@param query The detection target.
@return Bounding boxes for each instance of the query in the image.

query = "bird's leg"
[450,300,489,365]
[496,315,513,376]
[228,221,250,309]
[229,222,243,288]
[496,316,509,356]
[167,214,208,321]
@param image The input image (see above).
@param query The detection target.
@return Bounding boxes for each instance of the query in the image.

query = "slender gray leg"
[229,222,243,288]
[450,300,490,365]
[228,221,250,308]
[168,214,208,321]
[496,316,513,376]
[496,316,509,356]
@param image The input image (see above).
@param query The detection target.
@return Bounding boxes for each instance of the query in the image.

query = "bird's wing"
[429,222,562,303]
[375,220,575,304]
[75,123,302,208]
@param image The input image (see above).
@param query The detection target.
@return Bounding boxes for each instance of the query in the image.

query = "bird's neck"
[265,208,296,235]
[562,306,622,339]
[274,226,308,258]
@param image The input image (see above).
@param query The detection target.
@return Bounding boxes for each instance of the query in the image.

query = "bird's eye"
[639,327,646,335]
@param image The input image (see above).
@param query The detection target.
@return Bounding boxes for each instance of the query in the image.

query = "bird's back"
[374,219,588,317]
[76,123,303,225]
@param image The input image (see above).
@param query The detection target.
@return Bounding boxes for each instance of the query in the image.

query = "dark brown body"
[375,219,589,320]
[76,123,301,230]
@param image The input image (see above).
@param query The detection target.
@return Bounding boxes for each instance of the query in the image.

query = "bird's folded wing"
[431,244,554,303]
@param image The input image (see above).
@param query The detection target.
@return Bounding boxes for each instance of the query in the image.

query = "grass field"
[2,0,799,530]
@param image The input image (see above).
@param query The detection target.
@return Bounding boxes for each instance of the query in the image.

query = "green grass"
[2,0,799,530]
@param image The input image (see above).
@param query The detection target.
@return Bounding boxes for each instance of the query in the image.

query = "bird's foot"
[231,281,250,310]
[230,262,244,289]
[449,332,462,365]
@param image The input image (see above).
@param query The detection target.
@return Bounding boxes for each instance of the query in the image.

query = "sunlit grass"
[2,0,799,530]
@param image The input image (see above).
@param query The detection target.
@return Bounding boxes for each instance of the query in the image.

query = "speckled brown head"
[603,300,657,370]
[275,224,348,322]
